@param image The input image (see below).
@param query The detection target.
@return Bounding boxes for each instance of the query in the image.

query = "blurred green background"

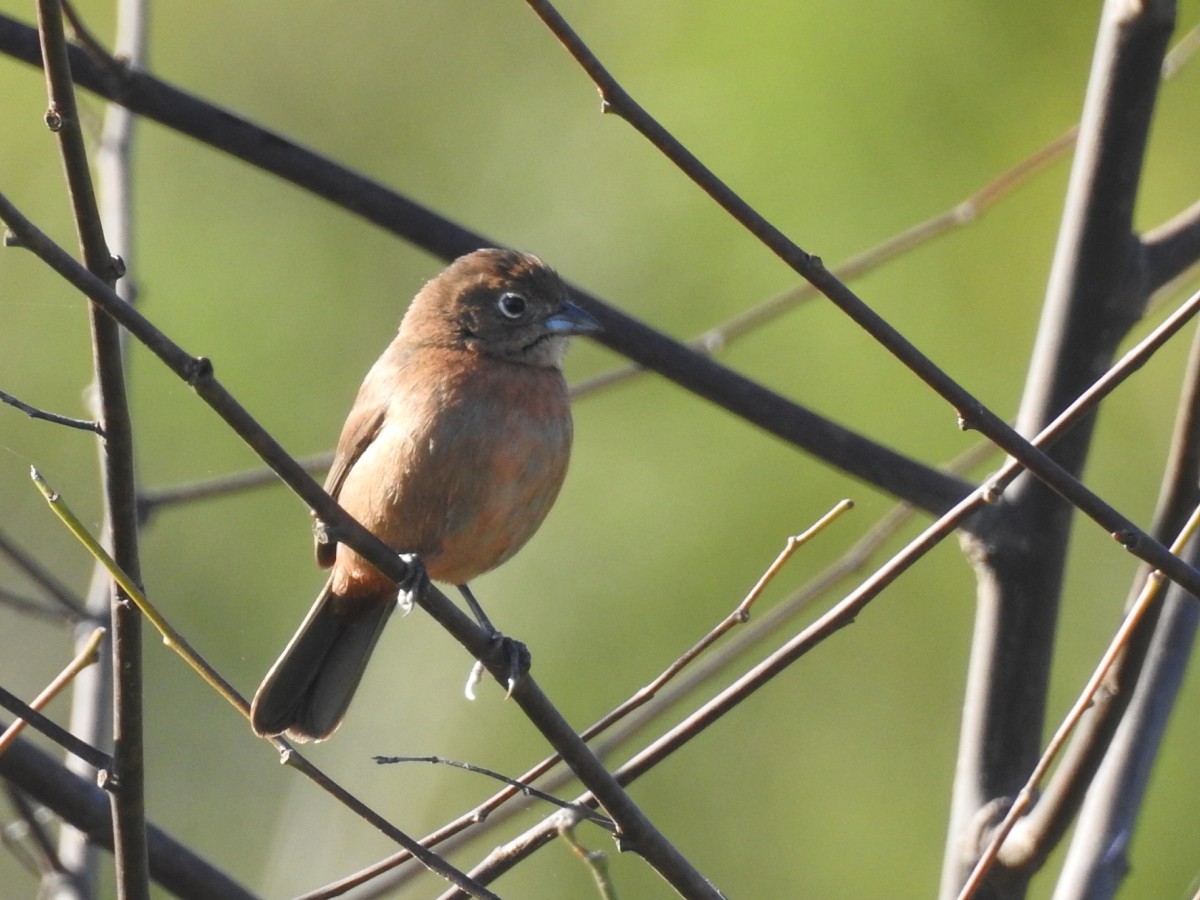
[3,1,1200,897]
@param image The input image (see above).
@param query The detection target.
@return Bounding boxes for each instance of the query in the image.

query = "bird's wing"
[314,365,394,568]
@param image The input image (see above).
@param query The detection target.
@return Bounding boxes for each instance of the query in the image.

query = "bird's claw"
[312,517,337,545]
[463,633,530,700]
[464,660,486,700]
[395,553,427,616]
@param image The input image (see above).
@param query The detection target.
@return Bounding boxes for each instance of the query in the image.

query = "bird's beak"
[545,300,603,336]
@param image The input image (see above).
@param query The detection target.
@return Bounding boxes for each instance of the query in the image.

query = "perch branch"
[0,195,724,900]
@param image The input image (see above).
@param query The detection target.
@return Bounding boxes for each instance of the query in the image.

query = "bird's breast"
[331,352,573,589]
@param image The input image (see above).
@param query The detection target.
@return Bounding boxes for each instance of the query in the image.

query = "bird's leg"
[457,583,497,633]
[457,583,530,700]
[395,553,427,615]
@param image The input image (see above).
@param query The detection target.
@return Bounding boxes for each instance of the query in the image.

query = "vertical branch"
[34,1,148,898]
[54,2,147,895]
[942,2,1176,898]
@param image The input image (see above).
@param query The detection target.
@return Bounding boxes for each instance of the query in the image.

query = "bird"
[249,248,600,742]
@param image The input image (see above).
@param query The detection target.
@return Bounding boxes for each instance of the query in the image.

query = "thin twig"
[0,389,102,434]
[558,818,619,900]
[572,127,1078,400]
[582,502,853,742]
[31,468,255,712]
[572,21,1200,402]
[58,0,121,74]
[0,687,110,773]
[0,530,89,621]
[136,451,333,522]
[1161,19,1200,77]
[373,756,613,829]
[3,785,69,881]
[0,627,105,757]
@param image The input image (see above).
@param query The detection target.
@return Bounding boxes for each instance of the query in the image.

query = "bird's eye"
[497,292,528,319]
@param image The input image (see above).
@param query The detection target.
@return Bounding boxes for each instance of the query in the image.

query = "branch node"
[980,482,1003,504]
[1111,528,1139,550]
[43,104,64,132]
[612,829,636,854]
[185,355,214,387]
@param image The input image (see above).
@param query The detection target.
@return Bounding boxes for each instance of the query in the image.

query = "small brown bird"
[250,249,600,742]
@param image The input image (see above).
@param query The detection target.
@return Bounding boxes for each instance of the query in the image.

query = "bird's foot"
[464,633,531,701]
[312,516,339,546]
[395,553,427,616]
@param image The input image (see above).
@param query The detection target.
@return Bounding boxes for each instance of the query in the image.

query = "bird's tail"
[250,580,395,742]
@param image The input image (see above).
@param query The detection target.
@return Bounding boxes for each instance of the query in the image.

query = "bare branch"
[944,0,1179,894]
[4,786,68,885]
[572,125,1078,400]
[0,686,110,772]
[373,756,613,829]
[0,529,89,620]
[1143,198,1200,293]
[55,4,145,891]
[957,504,1200,898]
[33,2,148,896]
[136,451,333,523]
[0,389,101,434]
[1045,316,1200,897]
[0,627,105,757]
